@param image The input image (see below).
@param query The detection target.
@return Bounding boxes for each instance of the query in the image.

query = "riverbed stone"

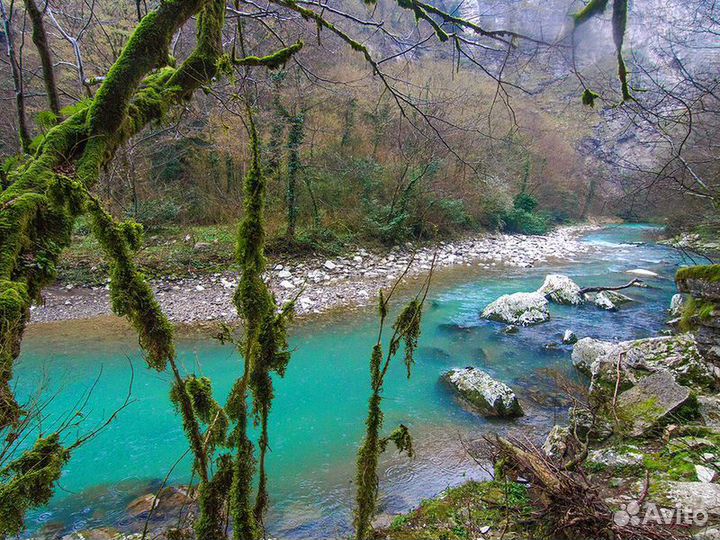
[481,291,550,326]
[538,274,584,305]
[617,371,692,437]
[443,367,523,418]
[61,528,123,540]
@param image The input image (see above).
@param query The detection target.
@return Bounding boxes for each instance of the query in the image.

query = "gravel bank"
[30,226,598,325]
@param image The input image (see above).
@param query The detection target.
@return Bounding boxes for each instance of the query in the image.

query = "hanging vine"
[354,259,434,540]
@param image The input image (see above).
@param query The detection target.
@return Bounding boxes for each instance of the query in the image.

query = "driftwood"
[579,278,643,295]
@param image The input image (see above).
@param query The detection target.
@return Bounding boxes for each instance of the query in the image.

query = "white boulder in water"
[443,367,523,418]
[593,291,618,311]
[538,274,584,305]
[626,268,659,278]
[481,291,549,326]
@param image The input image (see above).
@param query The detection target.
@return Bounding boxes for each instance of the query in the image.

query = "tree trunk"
[1,0,31,152]
[24,0,61,117]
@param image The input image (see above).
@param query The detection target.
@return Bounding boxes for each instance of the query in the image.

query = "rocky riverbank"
[30,225,598,325]
[383,265,720,540]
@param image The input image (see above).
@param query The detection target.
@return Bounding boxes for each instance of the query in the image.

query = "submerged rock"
[664,481,720,516]
[481,291,549,326]
[443,367,523,418]
[562,329,578,345]
[538,274,584,305]
[617,371,692,437]
[626,268,660,278]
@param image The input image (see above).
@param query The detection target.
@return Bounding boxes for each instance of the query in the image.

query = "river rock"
[481,291,549,326]
[571,337,615,375]
[601,290,634,305]
[443,367,523,418]
[617,371,692,437]
[665,481,720,516]
[586,447,644,469]
[589,334,715,391]
[593,291,618,311]
[537,274,584,305]
[696,464,718,483]
[569,406,613,441]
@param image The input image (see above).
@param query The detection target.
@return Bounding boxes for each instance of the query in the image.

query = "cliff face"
[677,265,720,365]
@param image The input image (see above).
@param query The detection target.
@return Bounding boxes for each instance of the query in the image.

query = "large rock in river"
[537,274,584,305]
[481,291,549,326]
[443,367,523,418]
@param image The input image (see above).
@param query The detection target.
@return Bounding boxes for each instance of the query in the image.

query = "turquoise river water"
[16,224,693,538]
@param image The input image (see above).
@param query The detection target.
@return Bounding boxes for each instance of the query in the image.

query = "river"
[17,224,688,538]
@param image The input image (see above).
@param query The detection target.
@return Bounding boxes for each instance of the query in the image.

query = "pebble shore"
[30,226,598,325]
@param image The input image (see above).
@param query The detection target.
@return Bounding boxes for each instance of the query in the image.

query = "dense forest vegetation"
[1,0,719,539]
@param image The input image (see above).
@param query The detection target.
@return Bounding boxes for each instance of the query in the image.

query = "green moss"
[0,434,69,536]
[676,264,720,283]
[382,481,532,540]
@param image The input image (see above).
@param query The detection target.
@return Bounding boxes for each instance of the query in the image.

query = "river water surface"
[18,224,688,538]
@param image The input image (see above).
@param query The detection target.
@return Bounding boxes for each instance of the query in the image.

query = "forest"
[0,0,719,539]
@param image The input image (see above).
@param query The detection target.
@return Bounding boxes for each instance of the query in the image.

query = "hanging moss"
[573,0,610,26]
[0,434,69,536]
[573,0,632,102]
[195,453,233,540]
[229,107,295,536]
[354,285,429,540]
[85,197,175,371]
